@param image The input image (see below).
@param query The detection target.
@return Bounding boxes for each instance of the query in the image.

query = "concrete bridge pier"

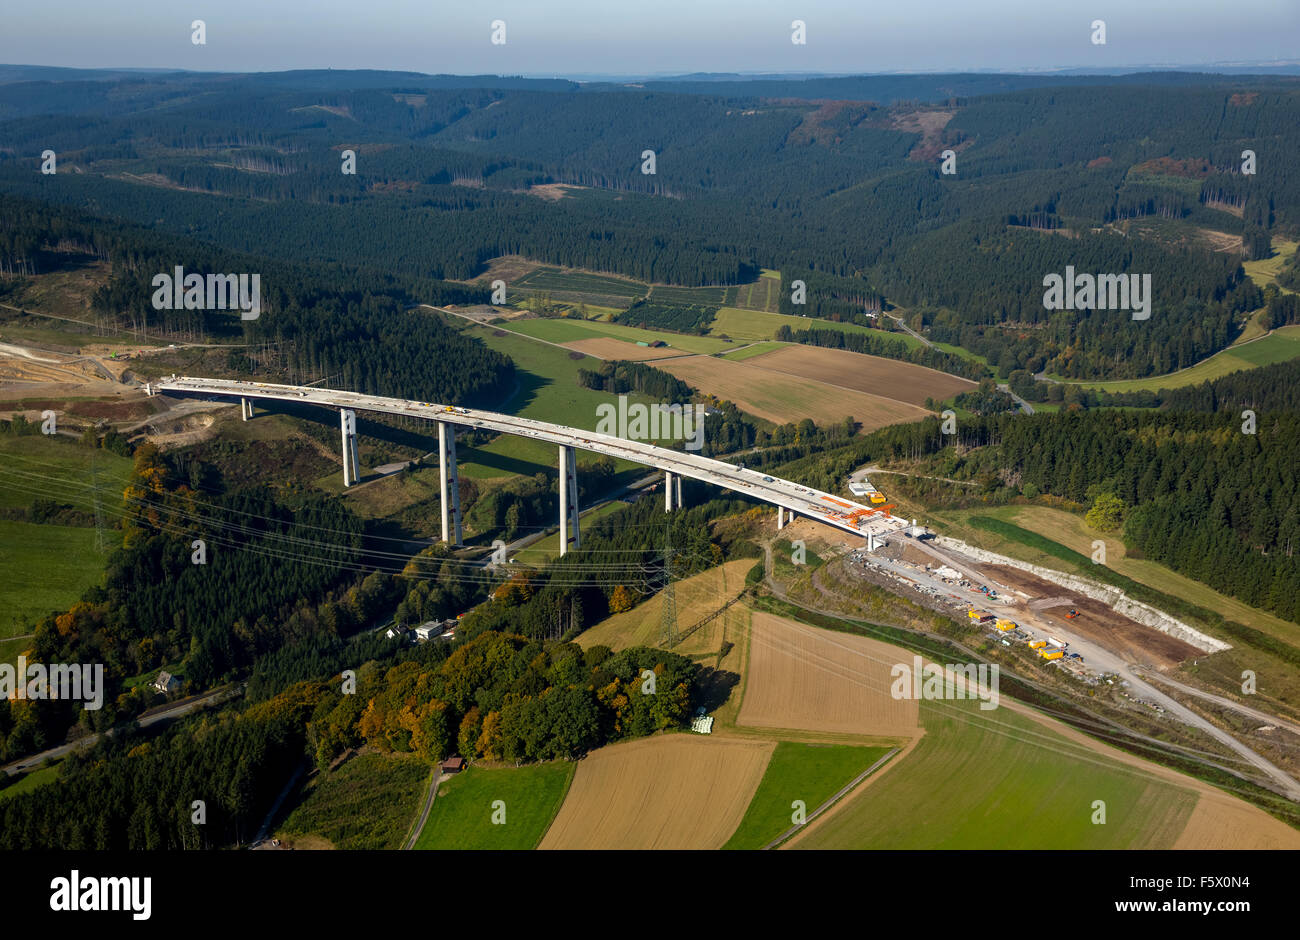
[340,409,360,487]
[558,444,580,555]
[777,506,786,529]
[240,397,254,421]
[664,470,675,512]
[438,421,462,545]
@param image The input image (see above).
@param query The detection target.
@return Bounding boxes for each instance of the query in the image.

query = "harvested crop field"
[1173,789,1300,849]
[741,345,975,406]
[577,559,755,652]
[656,355,931,429]
[561,337,685,361]
[981,564,1203,667]
[538,735,774,849]
[737,611,920,737]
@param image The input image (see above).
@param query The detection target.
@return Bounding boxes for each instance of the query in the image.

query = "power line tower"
[658,538,677,647]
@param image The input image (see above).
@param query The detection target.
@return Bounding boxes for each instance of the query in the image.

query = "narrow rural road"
[1,685,240,777]
[403,771,444,849]
[762,747,898,849]
[997,382,1036,415]
[889,315,932,347]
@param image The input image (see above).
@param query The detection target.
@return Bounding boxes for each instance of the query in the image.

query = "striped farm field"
[740,343,976,407]
[538,734,774,849]
[737,611,920,738]
[655,354,931,429]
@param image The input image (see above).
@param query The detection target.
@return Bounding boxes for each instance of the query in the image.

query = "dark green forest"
[3,71,1299,379]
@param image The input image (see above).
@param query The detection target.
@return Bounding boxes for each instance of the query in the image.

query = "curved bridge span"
[150,376,915,553]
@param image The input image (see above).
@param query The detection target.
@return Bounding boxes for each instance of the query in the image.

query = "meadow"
[414,761,574,850]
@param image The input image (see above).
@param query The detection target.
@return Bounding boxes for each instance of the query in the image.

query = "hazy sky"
[3,1,1298,76]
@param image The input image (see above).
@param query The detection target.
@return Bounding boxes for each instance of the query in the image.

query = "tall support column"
[340,409,360,487]
[438,421,462,545]
[559,445,569,554]
[240,397,253,421]
[664,470,675,512]
[777,506,786,529]
[675,473,682,508]
[567,447,581,550]
[558,445,580,555]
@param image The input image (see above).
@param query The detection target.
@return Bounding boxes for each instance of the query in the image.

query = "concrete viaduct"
[149,376,917,554]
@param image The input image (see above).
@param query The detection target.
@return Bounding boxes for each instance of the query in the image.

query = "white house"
[152,671,181,694]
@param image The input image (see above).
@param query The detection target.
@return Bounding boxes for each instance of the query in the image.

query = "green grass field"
[0,762,61,801]
[0,520,102,643]
[724,743,891,849]
[0,434,134,512]
[1243,238,1298,293]
[791,700,1199,849]
[277,753,430,850]
[1067,326,1300,393]
[464,324,612,427]
[503,316,734,355]
[709,307,923,349]
[413,761,575,850]
[720,341,786,361]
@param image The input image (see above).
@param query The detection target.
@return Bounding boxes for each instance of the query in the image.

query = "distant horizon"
[5,59,1300,83]
[4,1,1297,76]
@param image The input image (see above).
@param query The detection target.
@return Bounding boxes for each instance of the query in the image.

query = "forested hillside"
[2,71,1299,378]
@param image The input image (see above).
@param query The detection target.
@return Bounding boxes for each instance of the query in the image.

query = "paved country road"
[1,685,240,777]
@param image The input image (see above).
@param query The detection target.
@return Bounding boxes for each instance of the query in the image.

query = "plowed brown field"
[656,355,931,429]
[743,344,975,406]
[560,337,684,361]
[538,735,773,849]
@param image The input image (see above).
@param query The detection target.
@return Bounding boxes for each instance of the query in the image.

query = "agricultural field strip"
[742,615,1247,786]
[761,747,899,849]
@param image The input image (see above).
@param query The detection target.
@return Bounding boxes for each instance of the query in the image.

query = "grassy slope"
[0,521,102,639]
[413,761,574,850]
[723,742,891,849]
[791,700,1198,849]
[0,762,61,801]
[277,753,430,850]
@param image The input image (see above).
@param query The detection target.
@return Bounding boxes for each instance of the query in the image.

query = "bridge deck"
[153,376,913,541]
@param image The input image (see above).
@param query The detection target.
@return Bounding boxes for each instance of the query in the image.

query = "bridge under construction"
[149,376,920,555]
